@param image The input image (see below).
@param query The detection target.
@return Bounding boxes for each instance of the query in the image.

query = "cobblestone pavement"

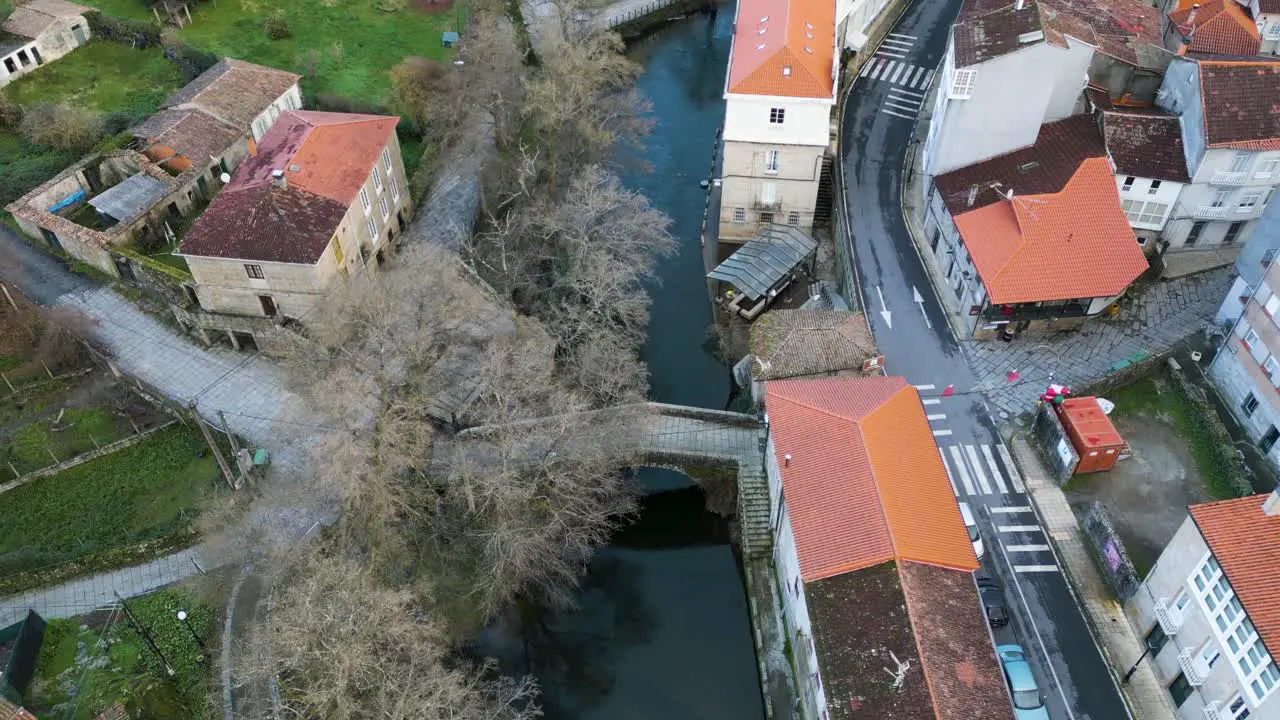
[966,268,1232,420]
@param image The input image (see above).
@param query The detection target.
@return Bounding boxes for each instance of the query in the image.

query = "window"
[949,68,977,99]
[1168,672,1193,707]
[1230,151,1252,174]
[1201,640,1223,669]
[1213,189,1232,208]
[1187,221,1207,246]
[764,150,780,174]
[1265,356,1279,378]
[359,187,371,214]
[332,236,344,265]
[382,147,392,172]
[732,207,746,223]
[1257,158,1280,180]
[389,175,400,202]
[244,264,265,279]
[1243,392,1260,417]
[769,107,786,124]
[366,217,377,241]
[379,195,389,220]
[1227,694,1251,720]
[1243,327,1260,348]
[1267,293,1280,315]
[1191,553,1280,703]
[759,211,775,224]
[1121,199,1170,226]
[1122,176,1135,191]
[1148,179,1162,195]
[258,295,277,317]
[1145,623,1170,655]
[371,168,383,193]
[1264,248,1278,266]
[1239,192,1262,212]
[787,211,800,226]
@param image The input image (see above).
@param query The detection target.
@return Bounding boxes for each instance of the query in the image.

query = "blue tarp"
[46,188,85,214]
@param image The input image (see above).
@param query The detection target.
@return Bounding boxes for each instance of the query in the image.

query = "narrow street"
[838,2,1132,718]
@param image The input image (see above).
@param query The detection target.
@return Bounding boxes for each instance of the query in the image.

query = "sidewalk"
[1010,436,1175,720]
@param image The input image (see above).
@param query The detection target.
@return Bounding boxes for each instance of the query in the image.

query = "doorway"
[71,24,86,46]
[1260,425,1279,454]
[30,47,42,65]
[232,331,258,352]
[258,295,277,317]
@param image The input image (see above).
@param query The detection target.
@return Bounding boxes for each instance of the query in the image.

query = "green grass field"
[0,424,218,575]
[1,407,132,475]
[1,41,183,116]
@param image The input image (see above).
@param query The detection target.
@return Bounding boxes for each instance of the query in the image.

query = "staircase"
[738,460,773,559]
[813,155,835,227]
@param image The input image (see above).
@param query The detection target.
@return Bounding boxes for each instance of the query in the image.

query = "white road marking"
[982,444,1008,494]
[889,63,906,84]
[881,36,913,46]
[891,85,925,99]
[885,100,921,114]
[948,446,976,496]
[890,31,917,39]
[927,414,946,421]
[997,525,1042,533]
[965,445,992,494]
[1014,565,1060,573]
[990,506,1033,514]
[914,384,936,391]
[940,449,958,495]
[876,49,907,59]
[869,60,890,80]
[997,443,1026,493]
[906,67,925,87]
[922,68,935,88]
[880,109,915,119]
[932,429,953,437]
[860,59,877,77]
[1005,544,1053,552]
[922,398,941,406]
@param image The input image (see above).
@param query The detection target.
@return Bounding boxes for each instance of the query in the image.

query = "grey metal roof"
[707,225,817,301]
[89,175,168,224]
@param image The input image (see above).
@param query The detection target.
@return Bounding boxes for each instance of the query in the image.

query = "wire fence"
[605,0,683,28]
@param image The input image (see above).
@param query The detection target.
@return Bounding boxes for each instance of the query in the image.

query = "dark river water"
[477,7,765,719]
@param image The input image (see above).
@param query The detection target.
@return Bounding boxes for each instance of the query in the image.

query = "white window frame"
[382,147,392,172]
[1122,176,1136,192]
[1213,189,1232,208]
[787,210,800,226]
[765,150,780,174]
[359,187,371,215]
[1227,694,1250,719]
[389,174,400,202]
[1245,327,1261,348]
[1256,158,1280,180]
[769,107,785,124]
[1148,179,1162,196]
[379,195,389,221]
[732,207,746,223]
[371,168,383,193]
[1267,293,1280,315]
[949,68,977,99]
[1230,152,1253,174]
[1189,552,1279,705]
[1239,192,1262,212]
[1266,355,1280,377]
[366,216,377,241]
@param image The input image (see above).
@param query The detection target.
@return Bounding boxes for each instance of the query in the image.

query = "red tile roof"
[181,111,398,263]
[1189,494,1280,661]
[1169,0,1261,56]
[726,0,834,99]
[952,156,1148,305]
[1198,60,1280,151]
[766,376,978,582]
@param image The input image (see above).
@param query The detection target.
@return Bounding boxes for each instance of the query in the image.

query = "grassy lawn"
[177,0,459,105]
[1,408,134,476]
[26,588,215,719]
[0,424,218,575]
[1,41,183,117]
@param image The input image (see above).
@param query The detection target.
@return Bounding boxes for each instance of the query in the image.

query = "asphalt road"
[0,225,93,303]
[837,4,1132,719]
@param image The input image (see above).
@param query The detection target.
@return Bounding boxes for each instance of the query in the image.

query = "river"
[478,7,765,719]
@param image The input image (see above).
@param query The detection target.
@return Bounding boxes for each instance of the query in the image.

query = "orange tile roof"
[767,376,979,581]
[1189,494,1280,660]
[952,156,1147,305]
[1169,0,1260,56]
[726,0,834,99]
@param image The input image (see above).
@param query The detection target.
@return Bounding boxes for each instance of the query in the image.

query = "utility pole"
[116,592,175,676]
[190,401,236,490]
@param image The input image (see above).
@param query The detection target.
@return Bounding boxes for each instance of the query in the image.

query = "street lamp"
[176,610,208,657]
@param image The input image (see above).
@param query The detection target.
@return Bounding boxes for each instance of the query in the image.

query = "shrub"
[162,42,218,83]
[265,11,292,40]
[0,92,22,129]
[314,92,386,115]
[84,10,161,49]
[19,102,103,151]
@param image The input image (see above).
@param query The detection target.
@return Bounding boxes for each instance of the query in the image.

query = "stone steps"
[738,465,773,557]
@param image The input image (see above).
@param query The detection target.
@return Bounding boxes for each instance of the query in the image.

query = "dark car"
[977,573,1009,628]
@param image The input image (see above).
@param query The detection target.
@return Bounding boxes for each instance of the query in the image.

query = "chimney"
[1187,3,1199,25]
[1264,489,1280,516]
[784,453,792,467]
[1016,0,1025,10]
[271,168,286,189]
[967,185,979,207]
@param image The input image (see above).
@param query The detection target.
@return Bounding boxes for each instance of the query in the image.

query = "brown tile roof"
[1188,494,1280,662]
[162,58,299,130]
[953,0,1162,67]
[180,111,397,264]
[2,0,89,39]
[934,115,1106,216]
[766,376,978,582]
[1169,0,1261,56]
[954,157,1147,305]
[130,108,243,166]
[0,699,37,720]
[748,309,878,380]
[1262,0,1280,13]
[726,0,835,99]
[898,561,1013,720]
[1101,110,1190,182]
[1198,60,1280,151]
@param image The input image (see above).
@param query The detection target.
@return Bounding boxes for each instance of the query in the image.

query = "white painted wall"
[1260,13,1280,54]
[1115,175,1183,232]
[723,96,833,148]
[249,84,304,142]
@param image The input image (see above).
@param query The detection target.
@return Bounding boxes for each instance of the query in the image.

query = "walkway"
[1011,437,1175,720]
[966,268,1231,420]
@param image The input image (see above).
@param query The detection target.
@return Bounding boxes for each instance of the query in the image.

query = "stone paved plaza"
[967,267,1232,420]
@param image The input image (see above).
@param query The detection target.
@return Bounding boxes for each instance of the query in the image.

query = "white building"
[718,0,837,243]
[1251,0,1280,55]
[1126,491,1280,719]
[1099,109,1189,248]
[763,375,1012,720]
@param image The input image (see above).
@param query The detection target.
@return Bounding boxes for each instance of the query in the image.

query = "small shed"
[1057,396,1125,474]
[441,31,459,47]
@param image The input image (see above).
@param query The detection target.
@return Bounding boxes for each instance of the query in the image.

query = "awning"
[708,225,817,302]
[89,174,168,224]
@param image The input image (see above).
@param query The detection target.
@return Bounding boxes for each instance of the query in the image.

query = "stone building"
[0,0,90,88]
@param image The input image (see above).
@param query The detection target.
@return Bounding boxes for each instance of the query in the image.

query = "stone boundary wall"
[0,421,178,496]
[1031,402,1079,485]
[1080,502,1140,601]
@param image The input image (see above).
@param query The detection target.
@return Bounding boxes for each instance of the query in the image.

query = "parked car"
[997,645,1050,720]
[958,501,984,559]
[977,574,1009,628]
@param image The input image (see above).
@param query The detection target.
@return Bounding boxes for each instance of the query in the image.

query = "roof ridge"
[770,379,904,422]
[895,561,946,720]
[860,388,914,560]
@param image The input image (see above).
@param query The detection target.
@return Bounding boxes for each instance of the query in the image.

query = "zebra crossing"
[991,505,1060,574]
[937,442,1026,498]
[859,57,935,92]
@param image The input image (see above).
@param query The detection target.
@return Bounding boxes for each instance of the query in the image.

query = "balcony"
[1178,647,1211,686]
[1193,206,1229,219]
[982,301,1090,322]
[1203,701,1225,720]
[1153,597,1184,635]
[752,198,782,212]
[1211,171,1249,186]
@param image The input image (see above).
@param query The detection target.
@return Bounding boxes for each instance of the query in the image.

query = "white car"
[958,501,984,559]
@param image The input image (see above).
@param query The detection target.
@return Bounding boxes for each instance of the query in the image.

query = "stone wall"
[1031,402,1079,485]
[111,248,195,308]
[1080,502,1139,601]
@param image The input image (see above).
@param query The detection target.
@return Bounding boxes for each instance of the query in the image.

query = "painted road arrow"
[912,286,931,329]
[877,286,892,328]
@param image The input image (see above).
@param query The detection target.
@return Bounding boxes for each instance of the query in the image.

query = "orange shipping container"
[1057,397,1125,474]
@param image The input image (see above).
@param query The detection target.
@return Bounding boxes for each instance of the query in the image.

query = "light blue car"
[997,645,1051,720]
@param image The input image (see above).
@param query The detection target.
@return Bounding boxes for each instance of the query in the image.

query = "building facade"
[0,0,90,88]
[1099,109,1190,248]
[1252,0,1280,55]
[1126,493,1280,719]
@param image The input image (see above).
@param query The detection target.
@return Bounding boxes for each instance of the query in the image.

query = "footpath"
[1010,437,1175,720]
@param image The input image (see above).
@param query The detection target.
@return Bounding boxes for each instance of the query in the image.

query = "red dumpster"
[1057,396,1125,474]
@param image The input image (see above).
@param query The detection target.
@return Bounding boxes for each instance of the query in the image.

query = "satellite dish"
[220,173,231,183]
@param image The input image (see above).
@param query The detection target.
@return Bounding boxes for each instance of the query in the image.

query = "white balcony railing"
[1178,647,1211,686]
[1154,598,1184,634]
[1211,171,1249,186]
[1203,701,1225,720]
[1194,206,1229,219]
